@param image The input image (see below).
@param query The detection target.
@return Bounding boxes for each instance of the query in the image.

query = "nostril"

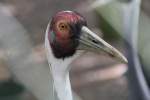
[92,39,98,44]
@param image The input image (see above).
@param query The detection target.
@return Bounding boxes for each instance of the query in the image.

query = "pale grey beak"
[78,26,128,63]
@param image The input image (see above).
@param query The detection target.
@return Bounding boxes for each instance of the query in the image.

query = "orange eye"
[57,21,70,32]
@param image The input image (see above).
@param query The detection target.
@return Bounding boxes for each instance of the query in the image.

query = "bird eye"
[58,22,69,32]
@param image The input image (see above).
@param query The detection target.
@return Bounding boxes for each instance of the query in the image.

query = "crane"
[45,10,127,100]
[0,7,127,100]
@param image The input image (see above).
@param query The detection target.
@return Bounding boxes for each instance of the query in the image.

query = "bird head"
[47,10,127,63]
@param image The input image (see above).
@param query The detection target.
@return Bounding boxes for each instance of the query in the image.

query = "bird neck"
[47,46,81,100]
[45,27,82,100]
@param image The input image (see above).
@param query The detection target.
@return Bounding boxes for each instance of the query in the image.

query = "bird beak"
[77,26,128,63]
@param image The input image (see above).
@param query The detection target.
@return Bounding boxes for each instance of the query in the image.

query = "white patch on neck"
[45,23,81,100]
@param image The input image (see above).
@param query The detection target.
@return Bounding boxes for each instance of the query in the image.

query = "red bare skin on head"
[48,11,87,58]
[50,11,84,44]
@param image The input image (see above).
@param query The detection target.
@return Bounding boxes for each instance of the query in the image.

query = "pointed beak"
[77,26,128,63]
